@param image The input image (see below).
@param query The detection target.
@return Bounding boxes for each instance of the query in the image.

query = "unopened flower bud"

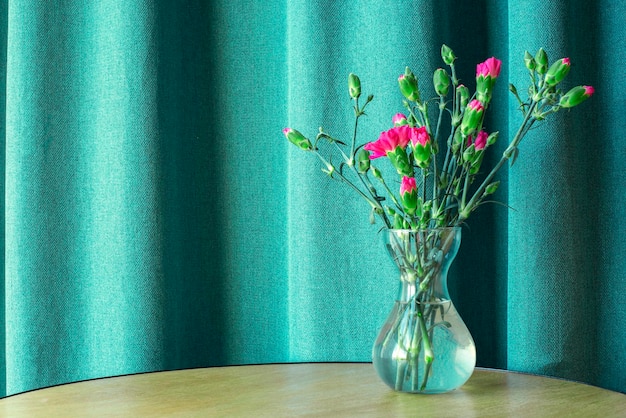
[441,44,456,65]
[535,48,548,74]
[473,131,488,150]
[392,113,408,126]
[411,126,432,169]
[544,58,571,87]
[451,129,463,153]
[433,68,450,97]
[386,146,413,177]
[487,131,499,146]
[476,57,502,79]
[348,73,361,99]
[457,84,469,109]
[463,144,476,163]
[400,176,418,216]
[524,51,536,71]
[460,100,484,136]
[393,213,404,229]
[356,149,370,173]
[485,181,500,195]
[398,67,420,102]
[476,57,502,104]
[559,85,594,108]
[282,128,312,151]
[469,152,484,174]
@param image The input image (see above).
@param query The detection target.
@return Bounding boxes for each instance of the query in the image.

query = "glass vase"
[372,227,476,394]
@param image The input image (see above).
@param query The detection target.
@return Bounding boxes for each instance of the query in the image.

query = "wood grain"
[0,363,624,417]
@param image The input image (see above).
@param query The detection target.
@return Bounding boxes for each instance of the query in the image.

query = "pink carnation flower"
[364,125,413,159]
[476,57,502,78]
[410,126,430,147]
[475,131,488,150]
[468,99,484,112]
[468,130,488,150]
[400,176,417,196]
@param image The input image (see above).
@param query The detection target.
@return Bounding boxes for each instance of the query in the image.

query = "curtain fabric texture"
[1,0,625,396]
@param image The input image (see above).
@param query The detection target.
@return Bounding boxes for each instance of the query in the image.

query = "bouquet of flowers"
[283,45,592,230]
[282,45,592,393]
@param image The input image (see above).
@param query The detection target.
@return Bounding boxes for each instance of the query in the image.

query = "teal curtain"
[1,0,624,397]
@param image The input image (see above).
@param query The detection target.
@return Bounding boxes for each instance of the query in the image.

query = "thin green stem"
[350,97,360,162]
[450,63,459,86]
[331,141,351,164]
[373,176,401,211]
[433,96,446,144]
[417,309,433,391]
[457,95,542,223]
[460,167,471,209]
[314,151,389,227]
[420,102,432,134]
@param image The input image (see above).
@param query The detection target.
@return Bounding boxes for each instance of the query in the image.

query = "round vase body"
[372,228,476,394]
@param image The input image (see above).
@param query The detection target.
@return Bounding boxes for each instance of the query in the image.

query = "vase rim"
[385,226,461,232]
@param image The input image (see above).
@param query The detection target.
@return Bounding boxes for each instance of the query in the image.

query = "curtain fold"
[506,0,626,389]
[1,0,624,397]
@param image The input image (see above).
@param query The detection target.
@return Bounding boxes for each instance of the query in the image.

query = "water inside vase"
[372,300,476,394]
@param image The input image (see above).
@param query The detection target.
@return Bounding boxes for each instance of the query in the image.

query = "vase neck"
[398,271,450,303]
[385,228,461,304]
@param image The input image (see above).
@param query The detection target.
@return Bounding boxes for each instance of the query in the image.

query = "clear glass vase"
[372,227,476,394]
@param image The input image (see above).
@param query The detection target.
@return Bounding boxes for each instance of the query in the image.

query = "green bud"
[441,44,456,65]
[475,78,492,105]
[356,148,370,173]
[559,85,594,108]
[452,129,463,153]
[393,214,404,229]
[544,58,571,87]
[463,144,476,163]
[460,100,484,136]
[433,68,450,97]
[535,48,548,74]
[487,131,499,146]
[524,51,536,71]
[283,128,312,151]
[457,84,469,109]
[485,181,500,195]
[413,142,432,169]
[348,73,361,99]
[372,166,382,179]
[401,190,418,216]
[398,67,420,102]
[469,151,484,174]
[386,146,413,177]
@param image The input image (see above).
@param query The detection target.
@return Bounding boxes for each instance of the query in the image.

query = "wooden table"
[0,363,624,417]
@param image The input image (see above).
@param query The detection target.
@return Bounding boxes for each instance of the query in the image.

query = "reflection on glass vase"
[372,227,476,394]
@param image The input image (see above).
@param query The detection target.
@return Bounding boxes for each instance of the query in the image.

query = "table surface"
[0,363,624,417]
